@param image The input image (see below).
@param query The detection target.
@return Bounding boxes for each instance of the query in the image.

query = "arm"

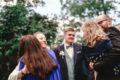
[93,28,120,71]
[105,36,112,50]
[107,27,120,52]
[93,54,120,71]
[8,63,21,80]
[8,63,30,80]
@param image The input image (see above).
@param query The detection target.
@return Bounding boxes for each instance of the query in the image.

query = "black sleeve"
[93,54,120,71]
[94,27,120,71]
[107,27,120,52]
[81,43,89,70]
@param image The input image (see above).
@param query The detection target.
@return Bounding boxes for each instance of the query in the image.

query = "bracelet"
[21,70,25,76]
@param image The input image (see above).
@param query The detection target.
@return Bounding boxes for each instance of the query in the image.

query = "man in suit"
[54,28,88,80]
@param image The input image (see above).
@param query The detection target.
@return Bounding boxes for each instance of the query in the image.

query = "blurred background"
[0,0,120,80]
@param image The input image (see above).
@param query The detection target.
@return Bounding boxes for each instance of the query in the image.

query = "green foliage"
[0,4,28,80]
[0,4,57,80]
[17,0,44,7]
[60,0,117,19]
[26,12,58,45]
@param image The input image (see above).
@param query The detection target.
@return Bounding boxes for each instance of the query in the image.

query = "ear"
[117,27,120,31]
[64,34,65,38]
[108,18,112,27]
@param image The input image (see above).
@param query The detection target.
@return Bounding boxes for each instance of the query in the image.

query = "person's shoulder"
[54,45,64,50]
[107,27,120,36]
[73,43,82,47]
[108,27,119,32]
[53,45,64,53]
[73,43,82,50]
[48,50,57,59]
[105,36,110,41]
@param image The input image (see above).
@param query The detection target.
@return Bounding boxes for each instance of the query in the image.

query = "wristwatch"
[21,70,25,76]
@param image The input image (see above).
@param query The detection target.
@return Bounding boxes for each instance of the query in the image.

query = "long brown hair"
[82,20,107,47]
[18,35,57,79]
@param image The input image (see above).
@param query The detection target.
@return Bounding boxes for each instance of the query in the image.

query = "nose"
[43,39,47,43]
[43,38,46,41]
[98,23,102,27]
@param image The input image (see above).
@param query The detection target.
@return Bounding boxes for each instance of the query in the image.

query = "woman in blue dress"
[18,34,62,80]
[81,20,112,80]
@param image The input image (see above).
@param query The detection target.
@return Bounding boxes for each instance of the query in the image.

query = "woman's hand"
[89,62,94,70]
[21,65,30,74]
[17,65,30,79]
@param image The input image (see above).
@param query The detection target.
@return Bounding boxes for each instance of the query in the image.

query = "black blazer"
[54,43,88,80]
[94,27,120,79]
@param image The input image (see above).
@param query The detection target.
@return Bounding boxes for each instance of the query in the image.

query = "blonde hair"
[81,20,106,47]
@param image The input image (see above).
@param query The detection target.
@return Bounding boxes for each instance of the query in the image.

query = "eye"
[98,19,107,24]
[69,34,75,37]
[98,21,103,24]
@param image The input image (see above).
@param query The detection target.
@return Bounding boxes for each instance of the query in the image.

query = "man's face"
[64,31,75,44]
[96,16,109,30]
[36,34,47,49]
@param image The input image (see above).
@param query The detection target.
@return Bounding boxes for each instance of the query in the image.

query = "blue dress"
[19,50,62,80]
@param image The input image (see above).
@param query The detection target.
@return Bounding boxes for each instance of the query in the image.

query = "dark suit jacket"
[94,27,120,80]
[53,43,88,80]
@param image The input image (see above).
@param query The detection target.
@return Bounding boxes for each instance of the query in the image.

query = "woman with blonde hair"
[81,20,112,80]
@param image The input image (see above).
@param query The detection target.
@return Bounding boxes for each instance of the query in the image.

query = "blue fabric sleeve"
[48,50,57,59]
[19,58,24,71]
[106,36,113,50]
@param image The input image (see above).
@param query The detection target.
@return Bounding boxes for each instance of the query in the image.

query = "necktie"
[66,45,72,49]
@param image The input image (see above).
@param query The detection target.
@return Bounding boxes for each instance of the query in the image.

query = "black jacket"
[94,27,120,79]
[54,43,88,80]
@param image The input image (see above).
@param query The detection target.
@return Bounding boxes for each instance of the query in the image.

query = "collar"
[64,43,73,49]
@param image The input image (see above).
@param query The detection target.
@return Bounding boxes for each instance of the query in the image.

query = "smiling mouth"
[42,43,46,45]
[70,38,74,39]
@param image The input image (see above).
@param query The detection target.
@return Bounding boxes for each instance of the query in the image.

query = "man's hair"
[64,28,75,34]
[101,14,110,19]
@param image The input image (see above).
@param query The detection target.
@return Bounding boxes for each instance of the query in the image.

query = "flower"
[59,51,65,58]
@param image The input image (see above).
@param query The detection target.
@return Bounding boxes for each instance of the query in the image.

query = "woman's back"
[19,50,62,80]
[82,36,112,63]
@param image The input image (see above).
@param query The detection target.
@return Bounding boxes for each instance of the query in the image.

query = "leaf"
[5,50,12,56]
[60,0,63,4]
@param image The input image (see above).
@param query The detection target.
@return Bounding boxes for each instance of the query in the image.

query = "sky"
[0,0,62,18]
[34,0,61,18]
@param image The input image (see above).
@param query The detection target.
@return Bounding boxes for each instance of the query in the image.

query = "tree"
[0,4,29,80]
[60,0,118,20]
[0,0,44,7]
[25,12,58,45]
[0,4,58,80]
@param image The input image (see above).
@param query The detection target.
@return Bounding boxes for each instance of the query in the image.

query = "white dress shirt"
[64,43,74,58]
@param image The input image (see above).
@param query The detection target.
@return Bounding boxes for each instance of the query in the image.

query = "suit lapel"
[73,44,77,65]
[60,45,67,66]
